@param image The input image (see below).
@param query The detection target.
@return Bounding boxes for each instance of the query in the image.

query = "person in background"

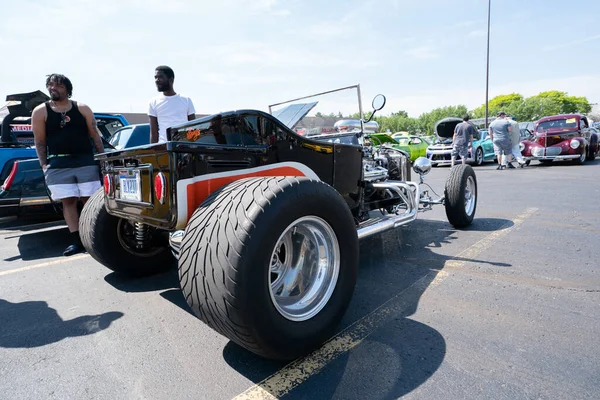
[489,111,514,170]
[31,73,104,256]
[451,114,476,167]
[508,115,527,167]
[148,65,196,143]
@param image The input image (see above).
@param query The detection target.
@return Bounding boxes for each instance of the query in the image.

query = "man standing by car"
[508,115,526,167]
[489,111,514,170]
[149,65,196,143]
[31,73,104,256]
[451,114,476,167]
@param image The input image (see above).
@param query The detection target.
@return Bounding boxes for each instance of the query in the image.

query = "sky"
[1,0,599,118]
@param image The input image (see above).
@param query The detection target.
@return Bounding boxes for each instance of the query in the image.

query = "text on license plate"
[118,170,141,202]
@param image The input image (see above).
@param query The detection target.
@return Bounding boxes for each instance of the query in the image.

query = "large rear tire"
[178,177,359,360]
[444,164,477,228]
[80,189,174,276]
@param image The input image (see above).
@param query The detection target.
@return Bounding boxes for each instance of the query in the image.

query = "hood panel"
[434,117,462,139]
[272,102,318,129]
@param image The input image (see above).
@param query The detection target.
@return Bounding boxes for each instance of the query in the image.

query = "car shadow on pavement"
[222,217,514,399]
[104,268,196,317]
[104,267,180,293]
[0,298,123,348]
[7,226,72,262]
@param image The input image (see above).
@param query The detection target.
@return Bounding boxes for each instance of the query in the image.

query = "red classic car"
[521,114,598,164]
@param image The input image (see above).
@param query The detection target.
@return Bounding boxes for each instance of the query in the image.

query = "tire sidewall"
[80,189,173,276]
[234,181,358,357]
[475,147,483,166]
[445,165,477,227]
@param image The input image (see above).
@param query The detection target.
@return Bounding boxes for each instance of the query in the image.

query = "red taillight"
[103,174,113,195]
[154,172,166,204]
[1,161,19,191]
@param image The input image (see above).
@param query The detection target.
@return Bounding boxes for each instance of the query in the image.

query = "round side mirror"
[372,94,386,111]
[413,157,432,176]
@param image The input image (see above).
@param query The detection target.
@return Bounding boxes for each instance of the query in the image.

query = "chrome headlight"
[570,140,580,149]
[519,142,525,151]
[413,157,432,176]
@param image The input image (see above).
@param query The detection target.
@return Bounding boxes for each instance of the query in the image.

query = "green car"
[368,133,428,161]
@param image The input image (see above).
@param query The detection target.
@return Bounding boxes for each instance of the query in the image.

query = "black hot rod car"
[79,86,477,360]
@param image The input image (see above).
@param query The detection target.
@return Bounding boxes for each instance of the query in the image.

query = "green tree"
[391,110,409,118]
[534,91,591,115]
[471,93,523,118]
[417,105,469,135]
[471,91,592,122]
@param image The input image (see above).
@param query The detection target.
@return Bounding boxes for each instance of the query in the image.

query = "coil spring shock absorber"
[134,222,149,249]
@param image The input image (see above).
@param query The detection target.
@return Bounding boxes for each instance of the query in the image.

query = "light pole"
[485,0,491,128]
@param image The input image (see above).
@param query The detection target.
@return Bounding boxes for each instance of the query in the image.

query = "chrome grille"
[546,147,562,156]
[531,147,545,157]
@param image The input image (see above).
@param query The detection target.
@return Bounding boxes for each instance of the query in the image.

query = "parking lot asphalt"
[1,159,599,400]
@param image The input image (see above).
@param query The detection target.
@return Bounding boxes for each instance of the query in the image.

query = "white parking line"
[232,207,539,400]
[0,220,66,236]
[0,254,90,277]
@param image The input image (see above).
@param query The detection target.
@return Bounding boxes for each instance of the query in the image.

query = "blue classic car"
[0,123,146,218]
[426,117,496,166]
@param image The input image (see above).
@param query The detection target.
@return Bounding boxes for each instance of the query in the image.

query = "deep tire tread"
[178,177,358,359]
[80,189,173,276]
[444,164,477,228]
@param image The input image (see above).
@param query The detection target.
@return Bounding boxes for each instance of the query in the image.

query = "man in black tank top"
[31,74,105,256]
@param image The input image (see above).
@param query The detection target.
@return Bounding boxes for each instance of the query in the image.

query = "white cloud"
[308,23,345,38]
[543,34,600,51]
[469,29,487,37]
[452,20,478,28]
[404,45,439,60]
[237,0,291,15]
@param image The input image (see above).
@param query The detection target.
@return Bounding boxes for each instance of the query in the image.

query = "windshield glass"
[537,118,578,131]
[109,126,134,149]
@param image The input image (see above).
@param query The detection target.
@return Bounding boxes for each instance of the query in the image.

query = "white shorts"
[44,165,101,200]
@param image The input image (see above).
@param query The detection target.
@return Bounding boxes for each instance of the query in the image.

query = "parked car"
[426,117,495,166]
[0,91,128,169]
[0,122,141,218]
[520,114,598,165]
[78,86,478,361]
[368,133,427,161]
[0,91,49,185]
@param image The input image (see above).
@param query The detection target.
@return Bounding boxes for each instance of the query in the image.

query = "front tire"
[178,177,359,360]
[474,147,484,166]
[444,164,477,228]
[571,146,587,165]
[80,189,174,276]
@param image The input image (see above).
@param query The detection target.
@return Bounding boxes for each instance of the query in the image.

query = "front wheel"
[474,147,484,166]
[571,146,587,165]
[444,164,477,228]
[178,177,359,360]
[588,146,597,161]
[80,189,174,276]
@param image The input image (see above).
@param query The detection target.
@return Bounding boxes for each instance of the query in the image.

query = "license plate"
[118,169,141,202]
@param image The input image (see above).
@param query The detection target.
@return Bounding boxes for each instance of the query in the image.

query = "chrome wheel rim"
[476,148,483,165]
[464,176,476,216]
[269,216,340,322]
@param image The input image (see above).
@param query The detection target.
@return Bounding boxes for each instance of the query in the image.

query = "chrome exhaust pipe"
[357,181,420,240]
